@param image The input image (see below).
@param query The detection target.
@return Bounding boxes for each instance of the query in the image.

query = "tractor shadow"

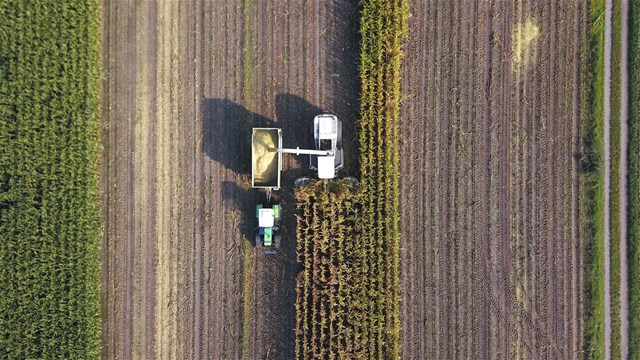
[207,96,324,358]
[220,178,300,358]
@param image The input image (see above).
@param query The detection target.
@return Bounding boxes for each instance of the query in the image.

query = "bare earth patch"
[100,1,359,358]
[399,1,588,358]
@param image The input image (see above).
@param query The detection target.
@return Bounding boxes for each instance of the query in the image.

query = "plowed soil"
[399,1,589,359]
[100,1,359,359]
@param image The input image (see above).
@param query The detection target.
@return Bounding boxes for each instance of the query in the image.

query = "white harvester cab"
[311,114,343,179]
[316,156,335,179]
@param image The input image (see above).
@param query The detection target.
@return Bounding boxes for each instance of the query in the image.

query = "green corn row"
[0,1,101,358]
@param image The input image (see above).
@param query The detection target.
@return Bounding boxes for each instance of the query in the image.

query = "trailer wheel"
[255,234,262,248]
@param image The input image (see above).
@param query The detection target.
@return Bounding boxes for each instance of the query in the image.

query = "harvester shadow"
[274,93,325,170]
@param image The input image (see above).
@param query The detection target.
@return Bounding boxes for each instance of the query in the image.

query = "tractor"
[255,203,281,254]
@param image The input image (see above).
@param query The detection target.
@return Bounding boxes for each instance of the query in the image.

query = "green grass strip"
[627,0,640,356]
[583,0,606,358]
[0,1,101,358]
[610,0,623,357]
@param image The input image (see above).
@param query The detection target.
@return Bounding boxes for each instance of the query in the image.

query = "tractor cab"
[255,203,281,253]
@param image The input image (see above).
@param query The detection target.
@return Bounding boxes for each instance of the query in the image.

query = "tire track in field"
[570,0,583,355]
[399,1,587,359]
[435,3,453,358]
[144,1,158,357]
[547,2,559,356]
[155,2,178,357]
[398,0,428,356]
[475,1,491,357]
[133,1,157,358]
[122,0,137,356]
[100,0,138,357]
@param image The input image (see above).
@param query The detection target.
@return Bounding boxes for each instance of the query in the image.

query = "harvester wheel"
[294,176,311,189]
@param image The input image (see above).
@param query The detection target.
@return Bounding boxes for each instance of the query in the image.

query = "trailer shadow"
[203,95,327,175]
[203,98,271,176]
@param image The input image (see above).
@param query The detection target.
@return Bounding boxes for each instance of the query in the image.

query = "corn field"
[294,0,407,358]
[0,1,101,357]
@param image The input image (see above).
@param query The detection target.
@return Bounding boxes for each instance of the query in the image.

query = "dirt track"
[100,1,359,358]
[605,0,631,356]
[399,1,589,358]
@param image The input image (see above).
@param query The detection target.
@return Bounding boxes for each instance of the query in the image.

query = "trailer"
[251,128,283,190]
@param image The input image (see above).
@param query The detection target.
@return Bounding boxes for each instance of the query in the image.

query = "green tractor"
[255,203,281,254]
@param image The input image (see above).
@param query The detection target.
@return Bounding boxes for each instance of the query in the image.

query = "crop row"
[295,182,363,358]
[0,0,101,358]
[355,0,407,357]
[294,0,407,358]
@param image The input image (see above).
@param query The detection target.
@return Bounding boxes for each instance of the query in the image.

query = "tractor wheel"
[255,234,262,248]
[274,234,282,248]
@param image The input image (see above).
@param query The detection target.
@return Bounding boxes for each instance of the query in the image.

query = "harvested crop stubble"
[294,0,407,358]
[0,0,101,358]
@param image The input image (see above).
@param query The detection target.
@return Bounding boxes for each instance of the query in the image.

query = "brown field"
[101,0,597,359]
[99,0,359,359]
[399,1,589,359]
